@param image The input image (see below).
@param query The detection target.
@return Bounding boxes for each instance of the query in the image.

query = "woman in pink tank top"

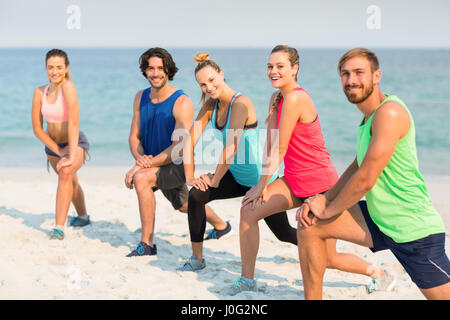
[31,49,91,240]
[276,87,339,197]
[226,45,385,295]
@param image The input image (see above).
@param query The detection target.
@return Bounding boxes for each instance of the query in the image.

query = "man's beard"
[344,82,374,104]
[148,76,168,89]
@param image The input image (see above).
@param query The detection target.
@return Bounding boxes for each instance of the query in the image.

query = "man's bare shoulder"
[373,100,409,125]
[372,100,410,139]
[132,90,145,109]
[174,92,194,109]
[135,89,144,100]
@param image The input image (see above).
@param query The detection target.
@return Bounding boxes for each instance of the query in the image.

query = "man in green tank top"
[296,48,450,300]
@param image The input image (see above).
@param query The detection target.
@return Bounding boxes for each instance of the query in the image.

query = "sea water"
[0,48,449,176]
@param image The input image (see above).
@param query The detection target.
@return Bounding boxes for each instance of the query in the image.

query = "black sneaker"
[126,242,157,257]
[205,221,232,240]
[69,215,90,227]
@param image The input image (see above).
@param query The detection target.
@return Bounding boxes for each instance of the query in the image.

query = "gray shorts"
[152,162,188,210]
[44,131,89,158]
[44,131,89,172]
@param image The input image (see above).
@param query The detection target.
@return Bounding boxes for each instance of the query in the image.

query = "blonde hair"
[193,52,222,104]
[265,45,300,124]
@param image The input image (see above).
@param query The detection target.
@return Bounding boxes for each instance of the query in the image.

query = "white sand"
[0,166,449,300]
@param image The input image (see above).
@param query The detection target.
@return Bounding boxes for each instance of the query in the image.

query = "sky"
[0,0,449,48]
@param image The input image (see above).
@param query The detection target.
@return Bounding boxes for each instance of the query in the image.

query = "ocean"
[0,48,449,176]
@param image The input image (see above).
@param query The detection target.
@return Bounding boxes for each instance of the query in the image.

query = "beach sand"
[0,166,449,300]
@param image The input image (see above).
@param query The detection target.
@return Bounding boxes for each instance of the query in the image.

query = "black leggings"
[188,170,298,245]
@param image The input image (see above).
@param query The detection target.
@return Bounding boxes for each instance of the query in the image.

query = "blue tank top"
[140,87,185,156]
[211,92,277,187]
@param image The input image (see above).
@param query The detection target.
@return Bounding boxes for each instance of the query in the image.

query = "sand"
[0,166,449,300]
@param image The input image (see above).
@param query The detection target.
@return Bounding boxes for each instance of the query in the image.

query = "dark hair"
[338,48,379,74]
[45,48,70,80]
[139,47,178,80]
[266,45,300,124]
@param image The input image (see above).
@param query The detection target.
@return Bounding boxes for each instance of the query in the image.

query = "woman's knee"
[58,166,73,181]
[240,204,258,227]
[188,187,208,205]
[297,224,321,243]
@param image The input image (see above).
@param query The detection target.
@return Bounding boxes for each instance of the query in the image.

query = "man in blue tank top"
[124,47,194,257]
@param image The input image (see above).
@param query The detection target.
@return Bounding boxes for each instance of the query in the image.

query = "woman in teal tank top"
[176,52,297,272]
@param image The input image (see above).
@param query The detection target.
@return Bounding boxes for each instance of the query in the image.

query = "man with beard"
[124,47,193,257]
[296,48,450,299]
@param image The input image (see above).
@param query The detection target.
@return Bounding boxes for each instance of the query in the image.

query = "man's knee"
[134,170,157,193]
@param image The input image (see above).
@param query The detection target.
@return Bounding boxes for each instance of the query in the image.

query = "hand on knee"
[134,172,155,193]
[188,188,208,204]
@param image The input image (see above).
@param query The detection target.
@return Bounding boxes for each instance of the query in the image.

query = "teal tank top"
[211,92,277,187]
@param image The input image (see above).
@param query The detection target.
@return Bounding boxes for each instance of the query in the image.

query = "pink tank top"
[276,87,338,197]
[41,85,68,123]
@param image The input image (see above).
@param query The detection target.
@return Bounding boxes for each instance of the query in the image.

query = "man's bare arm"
[314,101,410,219]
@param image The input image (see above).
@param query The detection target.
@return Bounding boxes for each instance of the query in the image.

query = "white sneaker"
[176,256,206,272]
[366,270,397,293]
[225,277,257,296]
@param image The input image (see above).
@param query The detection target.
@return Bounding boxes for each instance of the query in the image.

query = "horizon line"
[1,45,450,50]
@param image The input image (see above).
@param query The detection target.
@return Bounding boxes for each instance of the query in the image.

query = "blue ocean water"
[0,48,449,176]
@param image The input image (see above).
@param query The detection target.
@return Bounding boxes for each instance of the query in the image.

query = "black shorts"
[359,200,450,289]
[152,162,188,210]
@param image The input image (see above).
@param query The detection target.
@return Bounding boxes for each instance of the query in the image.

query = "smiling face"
[46,56,69,84]
[267,51,298,89]
[195,65,225,100]
[144,56,169,89]
[339,56,381,104]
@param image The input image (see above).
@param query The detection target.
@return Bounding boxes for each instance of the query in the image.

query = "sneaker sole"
[177,264,206,272]
[217,228,233,240]
[70,222,90,227]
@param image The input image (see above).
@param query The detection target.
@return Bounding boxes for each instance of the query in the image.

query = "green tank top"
[356,94,444,243]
